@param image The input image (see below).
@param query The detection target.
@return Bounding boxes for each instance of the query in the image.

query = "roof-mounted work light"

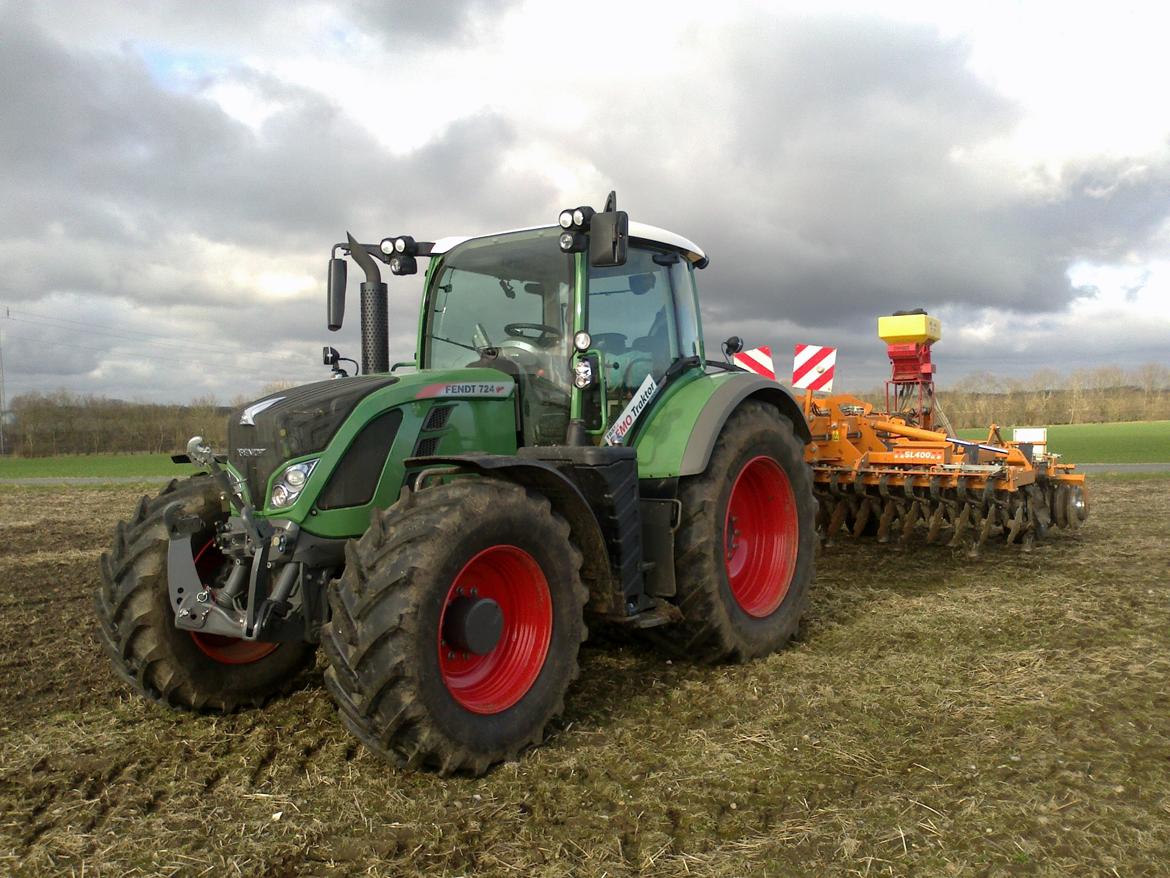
[557,205,594,253]
[381,235,419,275]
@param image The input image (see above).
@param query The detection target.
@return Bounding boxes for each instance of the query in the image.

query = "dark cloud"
[2,7,1169,403]
[353,0,522,44]
[555,17,1170,363]
[0,14,555,401]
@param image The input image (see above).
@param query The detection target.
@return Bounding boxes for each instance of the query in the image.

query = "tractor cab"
[412,218,708,448]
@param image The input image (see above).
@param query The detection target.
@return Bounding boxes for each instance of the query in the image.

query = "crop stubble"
[0,478,1167,876]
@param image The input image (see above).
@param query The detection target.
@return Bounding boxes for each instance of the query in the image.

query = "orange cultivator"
[801,311,1088,555]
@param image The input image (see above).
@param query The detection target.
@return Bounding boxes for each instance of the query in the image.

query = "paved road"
[1075,463,1170,473]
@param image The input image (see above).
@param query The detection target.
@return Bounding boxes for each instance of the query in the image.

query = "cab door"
[586,246,704,438]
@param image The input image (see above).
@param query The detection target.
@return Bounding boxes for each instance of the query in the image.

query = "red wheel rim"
[438,545,553,715]
[189,538,279,665]
[724,455,798,618]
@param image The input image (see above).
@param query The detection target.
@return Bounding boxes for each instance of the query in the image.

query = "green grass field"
[0,452,188,479]
[956,419,1170,463]
[0,420,1166,478]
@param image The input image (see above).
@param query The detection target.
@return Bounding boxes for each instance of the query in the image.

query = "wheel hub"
[437,544,553,715]
[723,455,798,618]
[442,596,504,655]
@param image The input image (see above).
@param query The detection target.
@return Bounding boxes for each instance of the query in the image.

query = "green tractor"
[97,194,816,774]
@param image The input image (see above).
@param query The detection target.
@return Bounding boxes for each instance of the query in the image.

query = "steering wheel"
[504,323,563,347]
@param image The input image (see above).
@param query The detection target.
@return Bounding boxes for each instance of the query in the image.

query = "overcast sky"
[2,0,1169,404]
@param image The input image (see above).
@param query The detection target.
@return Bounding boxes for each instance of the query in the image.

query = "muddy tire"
[322,479,587,775]
[654,400,816,662]
[96,475,316,712]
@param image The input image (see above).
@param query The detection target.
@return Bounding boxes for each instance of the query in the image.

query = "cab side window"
[588,247,681,419]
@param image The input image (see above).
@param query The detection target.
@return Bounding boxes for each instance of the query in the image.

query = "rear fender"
[405,453,618,614]
[634,372,810,479]
[680,376,810,476]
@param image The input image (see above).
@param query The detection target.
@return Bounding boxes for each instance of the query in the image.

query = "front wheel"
[655,400,817,661]
[96,475,315,712]
[322,479,587,775]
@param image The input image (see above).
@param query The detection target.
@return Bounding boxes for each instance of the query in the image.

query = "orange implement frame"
[802,391,1087,554]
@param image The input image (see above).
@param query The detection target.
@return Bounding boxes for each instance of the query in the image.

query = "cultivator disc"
[805,395,1088,556]
[814,468,1088,556]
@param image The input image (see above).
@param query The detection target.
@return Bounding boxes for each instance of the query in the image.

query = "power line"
[0,326,217,367]
[0,308,242,356]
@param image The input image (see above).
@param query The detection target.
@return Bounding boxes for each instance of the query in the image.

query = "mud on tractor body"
[97,195,817,774]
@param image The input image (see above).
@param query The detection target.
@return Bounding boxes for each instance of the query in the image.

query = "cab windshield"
[424,227,574,444]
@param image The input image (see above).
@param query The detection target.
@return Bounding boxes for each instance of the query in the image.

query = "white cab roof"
[429,221,706,263]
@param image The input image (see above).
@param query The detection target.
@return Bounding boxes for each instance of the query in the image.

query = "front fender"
[404,453,618,614]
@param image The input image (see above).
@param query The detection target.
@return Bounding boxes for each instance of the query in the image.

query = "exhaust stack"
[345,232,389,375]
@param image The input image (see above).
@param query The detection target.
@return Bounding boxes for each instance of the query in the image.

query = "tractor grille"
[227,375,397,504]
[423,405,453,430]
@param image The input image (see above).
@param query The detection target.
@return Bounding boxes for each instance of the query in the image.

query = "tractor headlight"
[573,330,592,352]
[270,459,318,509]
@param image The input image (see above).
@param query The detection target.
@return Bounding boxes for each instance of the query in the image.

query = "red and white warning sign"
[732,345,776,380]
[792,344,836,392]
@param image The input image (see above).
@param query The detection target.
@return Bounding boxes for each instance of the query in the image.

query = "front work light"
[559,231,586,253]
[390,254,418,275]
[573,358,595,389]
[573,330,592,352]
[558,210,575,229]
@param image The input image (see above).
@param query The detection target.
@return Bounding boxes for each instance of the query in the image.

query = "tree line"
[2,365,1168,456]
[915,363,1170,430]
[4,391,231,457]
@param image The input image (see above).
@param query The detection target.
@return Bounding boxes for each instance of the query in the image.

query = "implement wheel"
[655,400,816,661]
[323,479,587,775]
[96,475,315,711]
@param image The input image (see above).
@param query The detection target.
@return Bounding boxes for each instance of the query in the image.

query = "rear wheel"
[655,400,816,661]
[323,479,587,775]
[96,475,315,711]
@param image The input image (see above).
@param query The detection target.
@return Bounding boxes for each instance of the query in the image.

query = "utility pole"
[0,324,6,456]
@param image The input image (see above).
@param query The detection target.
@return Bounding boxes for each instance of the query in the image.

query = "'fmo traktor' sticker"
[605,374,659,446]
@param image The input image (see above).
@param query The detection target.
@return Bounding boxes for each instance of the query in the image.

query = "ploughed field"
[1,478,1167,876]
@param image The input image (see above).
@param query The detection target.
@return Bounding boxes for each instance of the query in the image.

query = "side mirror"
[322,346,340,366]
[589,210,628,268]
[724,336,744,355]
[327,257,347,331]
